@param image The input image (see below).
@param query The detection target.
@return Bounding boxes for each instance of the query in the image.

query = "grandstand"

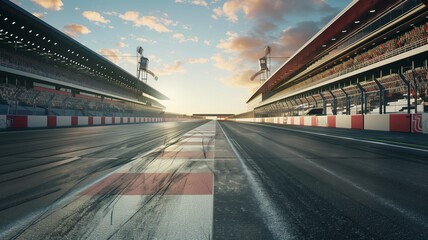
[246,0,428,118]
[0,1,171,118]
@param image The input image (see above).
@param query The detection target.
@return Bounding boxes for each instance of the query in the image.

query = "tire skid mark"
[4,121,210,240]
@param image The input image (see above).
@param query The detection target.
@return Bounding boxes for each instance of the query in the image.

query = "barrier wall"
[231,114,428,134]
[0,115,191,130]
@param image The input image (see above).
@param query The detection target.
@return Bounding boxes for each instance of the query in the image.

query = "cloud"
[175,0,208,7]
[104,11,118,16]
[211,53,242,72]
[119,11,172,33]
[172,33,199,43]
[99,48,136,65]
[209,0,343,92]
[156,61,186,76]
[188,58,208,64]
[116,42,128,48]
[99,48,121,64]
[216,32,264,61]
[203,40,211,46]
[192,0,208,7]
[32,0,63,11]
[63,24,90,38]
[82,11,110,24]
[271,21,321,58]
[136,37,157,44]
[213,0,337,24]
[220,69,260,92]
[32,12,44,19]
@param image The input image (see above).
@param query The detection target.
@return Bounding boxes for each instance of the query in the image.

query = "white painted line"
[218,122,292,240]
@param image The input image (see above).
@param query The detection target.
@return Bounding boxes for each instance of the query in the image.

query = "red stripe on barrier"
[71,116,78,126]
[120,117,123,124]
[327,116,336,128]
[47,116,56,127]
[389,114,410,133]
[300,117,304,126]
[112,117,115,124]
[101,116,106,125]
[311,116,317,127]
[88,116,93,125]
[12,116,27,128]
[351,115,363,129]
[82,172,213,195]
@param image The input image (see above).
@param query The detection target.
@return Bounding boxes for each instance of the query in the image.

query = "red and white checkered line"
[10,121,217,239]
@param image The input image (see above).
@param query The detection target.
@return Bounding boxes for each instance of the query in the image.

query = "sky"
[14,0,352,115]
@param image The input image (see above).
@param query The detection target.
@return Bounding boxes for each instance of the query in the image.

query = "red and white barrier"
[230,113,428,134]
[364,115,389,131]
[0,115,175,130]
[57,116,71,127]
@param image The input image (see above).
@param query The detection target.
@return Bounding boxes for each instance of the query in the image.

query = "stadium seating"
[0,84,166,117]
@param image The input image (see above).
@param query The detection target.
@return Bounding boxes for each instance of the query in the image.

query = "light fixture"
[342,30,347,33]
[354,20,360,24]
[369,9,375,13]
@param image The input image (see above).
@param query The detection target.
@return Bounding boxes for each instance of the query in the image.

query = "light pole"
[251,46,289,84]
[136,46,158,83]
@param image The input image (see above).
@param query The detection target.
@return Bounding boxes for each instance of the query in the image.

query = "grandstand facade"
[247,0,428,118]
[0,1,171,118]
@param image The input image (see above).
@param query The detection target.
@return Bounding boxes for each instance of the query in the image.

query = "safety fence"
[230,113,428,134]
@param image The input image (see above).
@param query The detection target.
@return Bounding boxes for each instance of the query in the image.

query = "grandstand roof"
[247,0,408,103]
[0,1,169,100]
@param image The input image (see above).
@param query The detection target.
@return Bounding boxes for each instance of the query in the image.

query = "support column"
[374,78,384,114]
[311,95,318,107]
[356,83,366,115]
[340,88,350,115]
[320,93,327,115]
[412,70,419,113]
[328,90,337,115]
[399,73,411,114]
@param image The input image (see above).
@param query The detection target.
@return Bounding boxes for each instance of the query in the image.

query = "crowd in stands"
[0,49,141,103]
[258,67,428,117]
[299,22,428,90]
[0,84,164,117]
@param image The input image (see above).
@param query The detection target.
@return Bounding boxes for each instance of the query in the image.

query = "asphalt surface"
[219,121,428,240]
[1,120,427,239]
[0,121,208,231]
